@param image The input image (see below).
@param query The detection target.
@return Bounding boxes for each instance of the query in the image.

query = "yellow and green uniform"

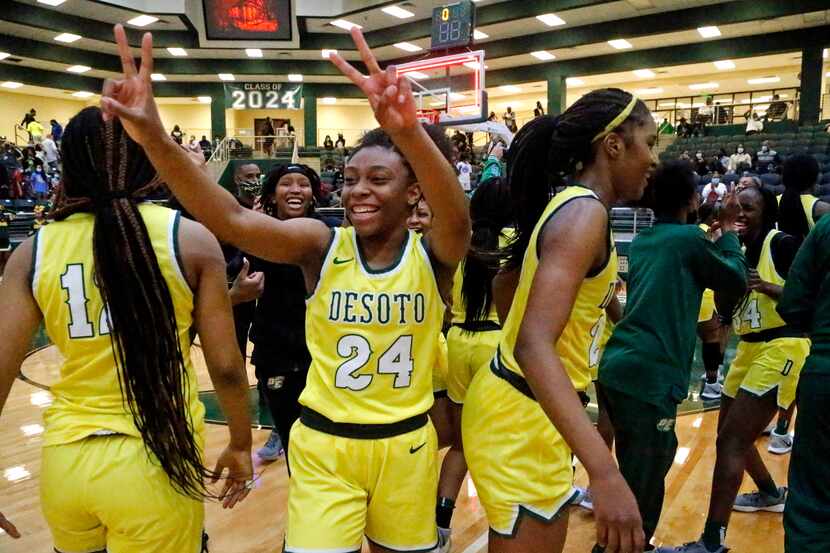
[31,204,205,553]
[462,186,617,536]
[777,193,819,229]
[433,331,449,396]
[287,226,444,553]
[724,229,809,408]
[446,228,513,403]
[697,223,717,323]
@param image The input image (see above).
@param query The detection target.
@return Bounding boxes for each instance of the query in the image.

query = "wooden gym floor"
[2,344,788,552]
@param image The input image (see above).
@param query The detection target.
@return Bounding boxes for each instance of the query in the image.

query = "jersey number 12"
[60,264,111,339]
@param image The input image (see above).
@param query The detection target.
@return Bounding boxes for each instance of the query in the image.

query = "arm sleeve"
[777,226,823,332]
[692,231,747,313]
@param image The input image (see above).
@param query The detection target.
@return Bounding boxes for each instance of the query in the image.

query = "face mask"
[711,177,720,185]
[737,148,744,154]
[696,153,703,159]
[762,146,769,152]
[237,177,261,197]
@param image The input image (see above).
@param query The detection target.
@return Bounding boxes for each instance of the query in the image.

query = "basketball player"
[778,211,830,553]
[0,107,253,552]
[658,186,806,553]
[778,154,829,238]
[462,89,654,553]
[596,160,747,551]
[101,24,469,553]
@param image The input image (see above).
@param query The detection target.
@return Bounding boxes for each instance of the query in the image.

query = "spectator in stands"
[728,145,752,174]
[322,134,334,150]
[334,133,346,149]
[262,117,276,157]
[21,147,43,173]
[745,112,763,135]
[679,150,691,161]
[695,98,714,136]
[49,119,63,143]
[187,135,201,155]
[487,111,497,122]
[735,174,761,193]
[676,117,692,138]
[765,94,788,122]
[34,144,48,167]
[457,152,473,192]
[754,140,780,174]
[536,100,545,116]
[41,133,60,172]
[702,173,728,203]
[27,116,44,144]
[20,108,36,127]
[0,144,21,172]
[502,106,517,133]
[693,151,708,175]
[778,154,830,239]
[658,118,674,135]
[198,135,211,159]
[170,124,183,145]
[717,149,730,173]
[29,165,49,200]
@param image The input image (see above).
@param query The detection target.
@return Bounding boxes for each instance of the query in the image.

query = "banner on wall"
[224,82,303,110]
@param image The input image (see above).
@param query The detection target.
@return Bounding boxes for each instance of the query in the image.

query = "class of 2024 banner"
[224,82,303,110]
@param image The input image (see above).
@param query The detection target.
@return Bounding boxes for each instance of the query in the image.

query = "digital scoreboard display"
[203,0,292,41]
[431,1,475,50]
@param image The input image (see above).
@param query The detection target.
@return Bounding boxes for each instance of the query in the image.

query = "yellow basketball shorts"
[285,419,439,552]
[446,325,501,404]
[433,333,449,396]
[723,337,810,409]
[462,365,577,537]
[698,289,716,323]
[40,434,204,553]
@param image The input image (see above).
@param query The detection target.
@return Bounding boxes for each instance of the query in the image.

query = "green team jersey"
[599,220,747,409]
[778,214,830,375]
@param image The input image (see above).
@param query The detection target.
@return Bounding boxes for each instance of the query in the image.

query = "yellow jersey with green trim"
[450,228,514,325]
[734,229,787,335]
[300,227,445,424]
[777,194,818,229]
[496,186,618,392]
[31,204,204,447]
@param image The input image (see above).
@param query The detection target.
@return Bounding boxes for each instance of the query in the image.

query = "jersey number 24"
[335,335,414,390]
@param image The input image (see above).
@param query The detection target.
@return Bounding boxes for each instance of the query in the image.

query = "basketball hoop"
[416,109,442,125]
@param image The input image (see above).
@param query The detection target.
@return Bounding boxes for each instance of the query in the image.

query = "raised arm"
[0,238,43,539]
[99,25,330,267]
[513,200,644,553]
[329,28,470,267]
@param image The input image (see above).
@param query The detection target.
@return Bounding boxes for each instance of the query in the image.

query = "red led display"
[203,0,292,40]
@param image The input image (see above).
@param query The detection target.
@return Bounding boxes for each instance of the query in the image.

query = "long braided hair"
[53,107,211,499]
[460,176,513,325]
[503,88,651,270]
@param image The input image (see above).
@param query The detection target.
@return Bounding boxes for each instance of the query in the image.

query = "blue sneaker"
[256,430,284,461]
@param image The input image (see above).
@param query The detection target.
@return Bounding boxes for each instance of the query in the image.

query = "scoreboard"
[431,1,475,50]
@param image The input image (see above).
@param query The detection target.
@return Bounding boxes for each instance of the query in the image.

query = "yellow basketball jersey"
[734,229,787,335]
[698,223,716,317]
[450,228,514,324]
[31,204,204,446]
[301,227,445,424]
[776,194,818,229]
[496,186,618,392]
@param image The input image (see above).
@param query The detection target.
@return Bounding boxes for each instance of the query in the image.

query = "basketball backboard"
[394,50,488,126]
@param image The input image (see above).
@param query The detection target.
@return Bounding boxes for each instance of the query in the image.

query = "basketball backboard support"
[394,50,488,126]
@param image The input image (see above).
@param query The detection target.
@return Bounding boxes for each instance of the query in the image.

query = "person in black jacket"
[249,164,339,463]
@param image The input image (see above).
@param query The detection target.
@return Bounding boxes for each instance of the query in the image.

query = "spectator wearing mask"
[693,151,708,175]
[41,134,60,172]
[50,119,63,143]
[170,125,183,145]
[754,140,780,174]
[502,106,517,133]
[745,112,763,135]
[728,145,752,174]
[702,174,727,204]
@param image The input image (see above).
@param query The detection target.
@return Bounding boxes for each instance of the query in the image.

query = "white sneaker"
[573,487,594,510]
[768,430,793,455]
[700,381,723,401]
[437,527,451,553]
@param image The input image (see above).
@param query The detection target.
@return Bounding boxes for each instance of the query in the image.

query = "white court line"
[461,531,488,553]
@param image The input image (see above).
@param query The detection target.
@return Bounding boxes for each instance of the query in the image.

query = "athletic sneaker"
[655,540,728,552]
[768,430,793,454]
[256,430,284,461]
[571,487,594,510]
[700,381,723,401]
[733,486,787,513]
[761,421,775,436]
[437,527,451,553]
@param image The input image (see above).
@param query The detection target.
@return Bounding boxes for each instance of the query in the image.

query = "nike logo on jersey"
[333,257,353,265]
[409,442,426,454]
